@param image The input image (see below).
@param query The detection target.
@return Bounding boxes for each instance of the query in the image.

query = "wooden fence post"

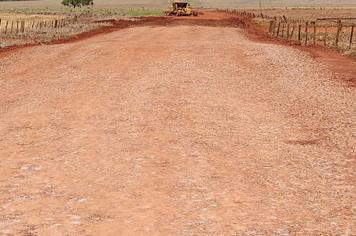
[10,21,14,34]
[298,24,302,42]
[272,21,276,36]
[290,24,295,40]
[350,25,354,49]
[282,15,287,23]
[16,21,19,34]
[276,21,281,37]
[4,20,8,34]
[269,20,274,33]
[286,23,290,39]
[305,21,309,46]
[21,21,25,33]
[335,20,342,47]
[313,21,317,45]
[281,23,285,38]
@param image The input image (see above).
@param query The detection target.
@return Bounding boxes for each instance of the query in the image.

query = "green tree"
[61,0,94,8]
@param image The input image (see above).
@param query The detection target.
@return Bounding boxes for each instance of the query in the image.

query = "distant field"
[249,8,356,21]
[1,0,356,9]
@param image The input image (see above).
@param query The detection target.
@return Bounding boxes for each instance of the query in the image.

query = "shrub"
[61,0,94,8]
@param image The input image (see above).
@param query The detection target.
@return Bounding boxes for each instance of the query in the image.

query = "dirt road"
[0,16,355,235]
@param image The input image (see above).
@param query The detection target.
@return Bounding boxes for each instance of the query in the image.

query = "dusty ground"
[0,12,355,236]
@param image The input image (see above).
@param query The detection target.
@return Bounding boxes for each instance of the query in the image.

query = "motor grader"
[165,2,198,16]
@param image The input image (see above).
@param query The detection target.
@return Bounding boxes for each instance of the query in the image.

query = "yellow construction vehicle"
[165,2,198,16]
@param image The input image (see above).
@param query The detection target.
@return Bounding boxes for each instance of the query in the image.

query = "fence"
[219,9,355,50]
[0,17,77,36]
[268,18,355,49]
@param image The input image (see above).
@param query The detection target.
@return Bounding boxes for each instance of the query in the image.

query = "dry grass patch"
[0,7,163,47]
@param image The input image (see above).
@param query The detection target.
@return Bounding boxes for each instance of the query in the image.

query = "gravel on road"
[0,24,355,235]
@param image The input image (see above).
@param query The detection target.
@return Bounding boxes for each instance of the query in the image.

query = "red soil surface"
[0,10,355,235]
[1,11,355,86]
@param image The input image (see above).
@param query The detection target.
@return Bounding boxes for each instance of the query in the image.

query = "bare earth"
[0,17,355,236]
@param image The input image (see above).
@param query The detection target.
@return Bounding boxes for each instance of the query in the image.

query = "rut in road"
[0,25,355,235]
